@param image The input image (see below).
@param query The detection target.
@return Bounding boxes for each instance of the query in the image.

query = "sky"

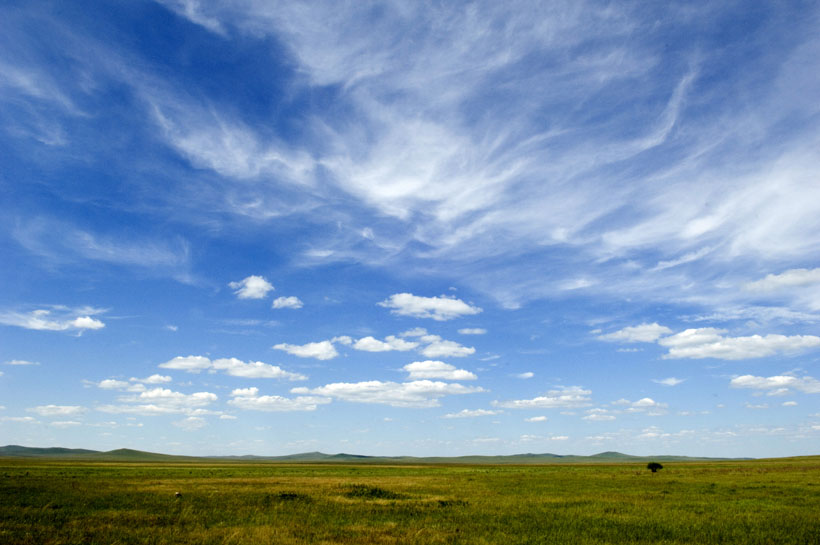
[1,1,819,459]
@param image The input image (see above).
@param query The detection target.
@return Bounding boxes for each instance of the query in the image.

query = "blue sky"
[1,1,819,458]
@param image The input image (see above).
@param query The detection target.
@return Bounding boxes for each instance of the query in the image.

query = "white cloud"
[173,416,207,431]
[273,340,338,360]
[782,401,798,406]
[353,335,418,352]
[0,416,38,424]
[292,380,484,408]
[458,328,486,335]
[50,421,82,428]
[228,387,331,412]
[659,329,820,360]
[400,328,428,337]
[418,335,475,358]
[159,355,305,379]
[5,359,40,366]
[730,374,820,394]
[97,379,130,390]
[211,358,307,380]
[272,296,303,309]
[378,293,482,321]
[583,408,616,421]
[494,386,592,409]
[443,409,500,418]
[652,377,685,386]
[229,275,274,299]
[403,360,477,381]
[525,416,548,422]
[516,372,535,379]
[131,374,172,384]
[598,323,673,343]
[0,307,105,332]
[746,268,820,291]
[27,405,87,417]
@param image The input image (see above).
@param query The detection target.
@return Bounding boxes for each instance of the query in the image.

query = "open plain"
[2,456,819,544]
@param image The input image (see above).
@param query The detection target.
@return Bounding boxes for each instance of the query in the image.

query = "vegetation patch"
[343,484,405,500]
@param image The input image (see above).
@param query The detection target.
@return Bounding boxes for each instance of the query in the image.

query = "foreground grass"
[1,458,819,544]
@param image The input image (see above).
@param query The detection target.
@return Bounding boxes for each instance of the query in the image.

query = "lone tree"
[647,462,663,473]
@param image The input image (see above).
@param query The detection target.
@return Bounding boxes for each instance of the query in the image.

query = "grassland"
[1,457,819,544]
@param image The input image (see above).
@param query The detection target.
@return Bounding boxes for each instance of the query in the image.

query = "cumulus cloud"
[458,328,486,335]
[516,372,535,379]
[5,359,40,366]
[378,293,482,321]
[418,335,475,358]
[659,329,820,360]
[600,323,820,360]
[730,374,820,395]
[173,416,207,431]
[159,355,306,379]
[525,415,548,422]
[229,275,274,299]
[652,377,685,386]
[598,323,673,343]
[273,340,338,360]
[493,386,592,409]
[131,374,172,384]
[27,405,87,417]
[291,380,484,408]
[353,335,418,352]
[228,386,331,412]
[443,408,500,418]
[0,307,105,332]
[583,409,616,422]
[272,296,303,309]
[98,387,218,416]
[402,360,477,381]
[746,268,820,291]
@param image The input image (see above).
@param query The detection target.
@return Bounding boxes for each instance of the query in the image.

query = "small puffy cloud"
[160,355,305,379]
[516,372,535,379]
[419,335,475,358]
[730,374,820,394]
[50,421,82,428]
[160,355,212,372]
[229,275,274,299]
[219,414,238,419]
[745,403,769,410]
[403,360,477,381]
[400,327,428,337]
[583,408,616,421]
[331,335,353,345]
[458,328,486,335]
[27,405,87,417]
[659,329,820,360]
[165,325,178,331]
[746,268,820,291]
[0,307,106,332]
[272,296,303,309]
[98,387,219,416]
[494,386,592,409]
[443,409,500,418]
[5,359,39,366]
[97,379,130,390]
[525,416,548,422]
[131,374,172,384]
[378,293,482,321]
[173,416,207,431]
[353,335,418,352]
[292,380,484,408]
[212,358,307,380]
[653,377,685,386]
[0,416,38,423]
[228,387,331,412]
[782,401,798,407]
[598,323,672,343]
[273,340,338,360]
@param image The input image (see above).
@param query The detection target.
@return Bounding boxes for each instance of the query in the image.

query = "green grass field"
[2,457,819,544]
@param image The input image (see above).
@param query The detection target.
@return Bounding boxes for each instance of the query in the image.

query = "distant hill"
[1,445,748,463]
